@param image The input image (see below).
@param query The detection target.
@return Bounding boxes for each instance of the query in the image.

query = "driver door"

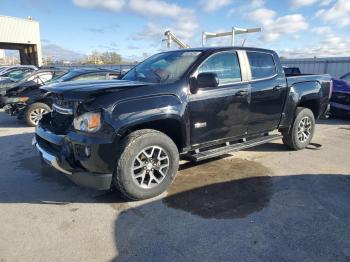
[188,50,250,145]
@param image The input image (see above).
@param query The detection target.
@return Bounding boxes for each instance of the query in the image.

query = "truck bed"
[286,74,331,86]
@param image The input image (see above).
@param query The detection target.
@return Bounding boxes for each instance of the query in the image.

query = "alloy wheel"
[29,108,49,126]
[131,146,170,189]
[297,116,312,142]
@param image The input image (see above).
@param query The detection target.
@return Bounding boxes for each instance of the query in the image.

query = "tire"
[114,129,179,200]
[282,107,315,150]
[24,102,51,127]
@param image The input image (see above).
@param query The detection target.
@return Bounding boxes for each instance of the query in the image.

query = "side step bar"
[185,134,282,162]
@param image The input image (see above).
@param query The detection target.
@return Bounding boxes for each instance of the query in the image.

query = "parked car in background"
[0,65,38,83]
[0,68,67,90]
[330,72,350,117]
[0,68,120,126]
[0,66,10,73]
[34,47,332,200]
[283,66,301,76]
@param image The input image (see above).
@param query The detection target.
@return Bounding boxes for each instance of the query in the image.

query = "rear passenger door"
[188,50,250,145]
[247,51,287,134]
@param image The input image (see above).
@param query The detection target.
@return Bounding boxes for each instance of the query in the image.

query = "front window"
[341,74,350,81]
[198,51,242,85]
[122,51,202,84]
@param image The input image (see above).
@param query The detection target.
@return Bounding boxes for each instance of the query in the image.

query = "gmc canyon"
[33,47,332,200]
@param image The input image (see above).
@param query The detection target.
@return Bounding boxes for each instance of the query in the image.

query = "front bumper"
[33,125,118,190]
[0,96,27,115]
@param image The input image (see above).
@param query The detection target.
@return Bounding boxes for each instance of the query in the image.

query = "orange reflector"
[88,113,101,129]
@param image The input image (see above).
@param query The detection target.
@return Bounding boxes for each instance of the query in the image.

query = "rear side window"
[73,73,107,81]
[198,51,241,85]
[247,52,277,80]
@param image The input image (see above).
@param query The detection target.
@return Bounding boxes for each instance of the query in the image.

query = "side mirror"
[190,72,219,94]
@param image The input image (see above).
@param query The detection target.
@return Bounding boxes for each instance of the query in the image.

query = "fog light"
[84,146,91,157]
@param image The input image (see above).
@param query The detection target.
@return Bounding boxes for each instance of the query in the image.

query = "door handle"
[273,85,283,91]
[235,90,249,96]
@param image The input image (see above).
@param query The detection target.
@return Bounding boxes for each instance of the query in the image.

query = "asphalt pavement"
[0,110,349,262]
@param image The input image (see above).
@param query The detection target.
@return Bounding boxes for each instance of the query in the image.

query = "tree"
[100,51,122,64]
[82,51,123,64]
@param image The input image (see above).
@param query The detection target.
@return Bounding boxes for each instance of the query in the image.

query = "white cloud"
[129,0,198,42]
[248,8,309,42]
[73,0,199,43]
[279,34,350,58]
[290,0,332,8]
[129,0,192,18]
[200,0,232,12]
[311,26,332,34]
[73,0,125,11]
[290,0,318,8]
[316,0,350,27]
[249,8,276,22]
[319,0,332,6]
[131,23,164,40]
[228,0,264,15]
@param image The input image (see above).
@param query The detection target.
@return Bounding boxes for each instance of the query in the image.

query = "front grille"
[41,95,77,134]
[50,110,74,134]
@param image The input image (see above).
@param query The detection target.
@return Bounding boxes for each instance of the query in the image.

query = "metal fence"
[281,57,350,78]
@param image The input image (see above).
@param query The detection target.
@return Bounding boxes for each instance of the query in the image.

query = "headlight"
[18,97,29,102]
[73,112,101,132]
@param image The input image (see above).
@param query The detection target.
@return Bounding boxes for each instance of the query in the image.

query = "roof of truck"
[162,46,275,53]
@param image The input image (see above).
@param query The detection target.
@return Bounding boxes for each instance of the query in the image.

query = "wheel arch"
[117,117,186,152]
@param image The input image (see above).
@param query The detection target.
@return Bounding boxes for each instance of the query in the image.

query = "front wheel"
[282,107,315,150]
[24,102,51,127]
[114,129,179,200]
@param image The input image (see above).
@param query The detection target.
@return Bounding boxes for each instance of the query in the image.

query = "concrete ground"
[0,110,349,262]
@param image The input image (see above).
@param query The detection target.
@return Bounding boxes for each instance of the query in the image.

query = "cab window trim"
[246,50,278,82]
[191,50,245,88]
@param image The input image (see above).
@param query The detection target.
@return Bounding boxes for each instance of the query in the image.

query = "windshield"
[46,70,76,84]
[122,51,202,84]
[10,71,33,82]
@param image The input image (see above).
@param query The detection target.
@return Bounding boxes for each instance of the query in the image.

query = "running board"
[185,134,282,162]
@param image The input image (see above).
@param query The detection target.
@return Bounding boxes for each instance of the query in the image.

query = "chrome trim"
[52,104,73,115]
[34,138,72,175]
[237,50,251,82]
[194,122,207,128]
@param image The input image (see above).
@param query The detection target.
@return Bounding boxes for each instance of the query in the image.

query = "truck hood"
[42,80,151,99]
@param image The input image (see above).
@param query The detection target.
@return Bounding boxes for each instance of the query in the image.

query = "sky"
[1,0,350,61]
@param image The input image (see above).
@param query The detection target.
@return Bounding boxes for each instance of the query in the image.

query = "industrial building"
[282,57,350,78]
[0,15,42,66]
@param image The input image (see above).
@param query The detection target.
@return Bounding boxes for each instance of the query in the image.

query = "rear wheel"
[24,102,51,127]
[282,107,315,150]
[114,129,179,200]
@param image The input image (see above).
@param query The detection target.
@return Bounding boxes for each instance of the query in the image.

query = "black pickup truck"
[34,47,332,200]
